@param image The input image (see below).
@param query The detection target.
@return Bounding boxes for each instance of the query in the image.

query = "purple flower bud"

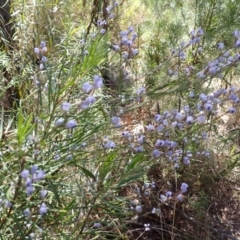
[155,139,165,147]
[36,170,45,180]
[61,102,71,112]
[132,49,139,56]
[122,131,131,139]
[55,118,65,127]
[197,115,206,124]
[160,194,167,202]
[166,191,172,198]
[234,39,240,48]
[82,82,93,93]
[41,46,47,53]
[122,52,129,59]
[34,48,40,55]
[39,203,48,215]
[217,42,224,50]
[132,32,138,41]
[170,141,178,148]
[40,41,46,48]
[106,5,113,13]
[228,107,236,114]
[183,156,190,165]
[93,222,102,228]
[79,96,96,109]
[186,116,194,124]
[112,45,120,51]
[137,135,144,144]
[30,165,38,175]
[21,169,29,179]
[174,162,179,169]
[146,124,154,131]
[120,30,127,37]
[40,190,48,200]
[134,146,144,153]
[26,185,35,196]
[196,71,205,78]
[156,125,164,132]
[183,105,190,113]
[23,208,31,218]
[204,102,213,111]
[152,149,161,158]
[175,112,184,121]
[25,178,32,187]
[135,205,142,213]
[136,87,145,95]
[208,66,218,75]
[180,183,189,193]
[155,114,162,122]
[199,93,208,102]
[65,119,77,129]
[197,27,204,36]
[127,26,134,34]
[112,116,121,127]
[100,29,106,34]
[5,201,12,208]
[93,75,103,89]
[176,193,184,202]
[104,140,116,149]
[127,40,133,46]
[41,56,48,63]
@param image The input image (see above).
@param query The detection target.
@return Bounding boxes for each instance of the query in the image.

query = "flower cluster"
[21,166,48,215]
[101,82,240,173]
[34,41,48,70]
[111,26,139,59]
[96,2,119,34]
[144,182,188,205]
[54,75,103,129]
[168,28,240,80]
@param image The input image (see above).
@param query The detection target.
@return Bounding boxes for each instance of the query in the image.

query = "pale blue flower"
[82,82,93,93]
[40,190,48,200]
[217,42,224,50]
[65,119,77,129]
[186,116,194,124]
[61,102,71,112]
[93,75,103,89]
[26,185,35,196]
[180,183,189,193]
[55,118,65,127]
[93,222,102,228]
[228,107,237,114]
[135,205,142,213]
[30,165,38,175]
[132,49,139,56]
[36,170,45,180]
[39,203,48,215]
[134,146,144,152]
[23,208,31,218]
[144,223,150,231]
[104,140,116,149]
[176,193,184,202]
[166,191,172,198]
[100,29,106,34]
[112,116,121,127]
[204,102,213,111]
[21,169,29,179]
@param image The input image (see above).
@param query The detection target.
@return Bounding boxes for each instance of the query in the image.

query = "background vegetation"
[0,0,240,239]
